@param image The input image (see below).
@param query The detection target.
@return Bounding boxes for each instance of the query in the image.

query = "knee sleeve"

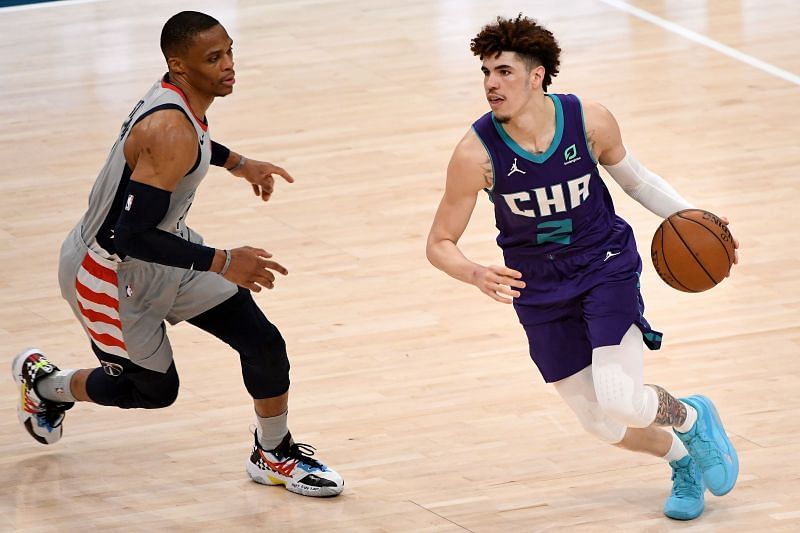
[592,326,658,428]
[188,287,290,399]
[554,366,627,444]
[86,356,180,409]
[237,318,290,399]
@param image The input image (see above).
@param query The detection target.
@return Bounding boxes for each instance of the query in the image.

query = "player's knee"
[593,366,651,428]
[566,398,627,443]
[578,417,627,444]
[240,321,290,398]
[136,366,180,409]
[595,390,651,428]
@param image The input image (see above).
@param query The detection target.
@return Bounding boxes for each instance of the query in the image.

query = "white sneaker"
[11,348,73,445]
[246,431,344,497]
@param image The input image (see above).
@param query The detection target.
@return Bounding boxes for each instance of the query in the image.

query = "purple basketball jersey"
[472,93,641,305]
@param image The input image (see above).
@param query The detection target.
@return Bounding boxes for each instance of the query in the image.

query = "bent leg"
[187,287,290,410]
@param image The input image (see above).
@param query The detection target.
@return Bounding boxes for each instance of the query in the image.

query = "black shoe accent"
[298,474,338,488]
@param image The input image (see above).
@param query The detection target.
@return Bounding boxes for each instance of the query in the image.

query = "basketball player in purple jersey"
[11,11,342,497]
[427,15,739,520]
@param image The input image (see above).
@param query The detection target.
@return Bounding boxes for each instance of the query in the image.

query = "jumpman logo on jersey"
[604,250,621,261]
[507,158,526,176]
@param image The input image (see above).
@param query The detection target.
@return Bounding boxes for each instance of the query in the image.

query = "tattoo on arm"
[480,157,493,188]
[648,384,687,427]
[586,129,598,161]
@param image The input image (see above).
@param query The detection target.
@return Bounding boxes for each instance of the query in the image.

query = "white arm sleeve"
[602,148,693,218]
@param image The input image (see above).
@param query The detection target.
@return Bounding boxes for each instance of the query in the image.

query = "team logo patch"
[125,194,134,211]
[125,284,134,297]
[100,360,124,377]
[564,144,581,165]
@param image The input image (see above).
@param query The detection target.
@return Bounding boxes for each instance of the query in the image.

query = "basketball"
[651,209,735,292]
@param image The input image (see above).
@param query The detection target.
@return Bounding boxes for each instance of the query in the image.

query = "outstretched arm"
[583,101,693,219]
[584,101,738,265]
[426,129,525,304]
[114,112,288,292]
[211,141,294,202]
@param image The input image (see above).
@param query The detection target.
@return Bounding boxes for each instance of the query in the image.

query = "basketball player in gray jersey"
[11,11,343,497]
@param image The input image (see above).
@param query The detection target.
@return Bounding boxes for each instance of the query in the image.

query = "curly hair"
[470,14,561,91]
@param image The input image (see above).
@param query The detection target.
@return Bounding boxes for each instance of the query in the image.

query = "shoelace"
[672,464,702,498]
[684,433,723,469]
[286,442,324,470]
[37,400,73,430]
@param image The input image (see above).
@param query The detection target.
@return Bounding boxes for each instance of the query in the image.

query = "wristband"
[227,155,247,172]
[219,249,232,276]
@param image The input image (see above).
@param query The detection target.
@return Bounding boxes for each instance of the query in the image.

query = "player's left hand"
[719,216,739,274]
[233,158,295,202]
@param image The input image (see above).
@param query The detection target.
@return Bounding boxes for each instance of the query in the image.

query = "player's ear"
[167,56,186,76]
[530,65,544,90]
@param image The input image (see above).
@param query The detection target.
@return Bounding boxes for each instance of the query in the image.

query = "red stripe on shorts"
[86,326,127,350]
[81,253,118,285]
[75,278,119,311]
[78,301,122,329]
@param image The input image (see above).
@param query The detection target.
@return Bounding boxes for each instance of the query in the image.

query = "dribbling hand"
[719,216,740,274]
[473,264,525,304]
[223,246,288,292]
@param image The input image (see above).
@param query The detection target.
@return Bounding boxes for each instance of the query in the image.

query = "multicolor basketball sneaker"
[11,348,73,445]
[246,431,344,497]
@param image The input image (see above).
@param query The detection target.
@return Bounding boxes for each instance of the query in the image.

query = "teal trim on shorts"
[491,93,564,163]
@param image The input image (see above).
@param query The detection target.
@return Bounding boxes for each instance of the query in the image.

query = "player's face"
[181,25,236,97]
[481,52,540,123]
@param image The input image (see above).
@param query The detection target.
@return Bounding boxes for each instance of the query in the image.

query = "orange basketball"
[651,209,735,292]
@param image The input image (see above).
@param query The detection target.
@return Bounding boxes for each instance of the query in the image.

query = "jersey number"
[536,219,573,245]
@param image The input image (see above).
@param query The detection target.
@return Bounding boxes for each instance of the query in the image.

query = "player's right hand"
[472,264,525,304]
[223,246,288,292]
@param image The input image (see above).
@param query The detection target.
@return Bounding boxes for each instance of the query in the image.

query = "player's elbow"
[425,232,453,269]
[425,236,437,266]
[112,220,146,258]
[425,231,444,266]
[112,223,134,256]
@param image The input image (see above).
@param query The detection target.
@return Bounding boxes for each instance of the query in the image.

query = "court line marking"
[0,0,108,14]
[598,0,800,86]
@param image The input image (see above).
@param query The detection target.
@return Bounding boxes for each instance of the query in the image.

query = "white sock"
[662,432,690,463]
[256,410,289,450]
[674,403,698,433]
[35,369,77,403]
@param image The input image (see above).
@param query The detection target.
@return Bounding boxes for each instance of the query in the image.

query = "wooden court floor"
[1,0,798,531]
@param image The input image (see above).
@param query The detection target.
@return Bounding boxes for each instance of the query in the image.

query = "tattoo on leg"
[648,384,687,427]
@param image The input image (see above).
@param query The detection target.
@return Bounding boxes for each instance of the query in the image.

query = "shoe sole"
[245,459,343,498]
[684,395,739,496]
[664,508,704,521]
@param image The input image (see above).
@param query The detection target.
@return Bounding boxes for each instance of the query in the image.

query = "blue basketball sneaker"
[675,395,738,496]
[663,456,705,520]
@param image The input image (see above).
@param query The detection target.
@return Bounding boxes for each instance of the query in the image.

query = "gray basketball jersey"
[58,75,236,370]
[77,75,212,259]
